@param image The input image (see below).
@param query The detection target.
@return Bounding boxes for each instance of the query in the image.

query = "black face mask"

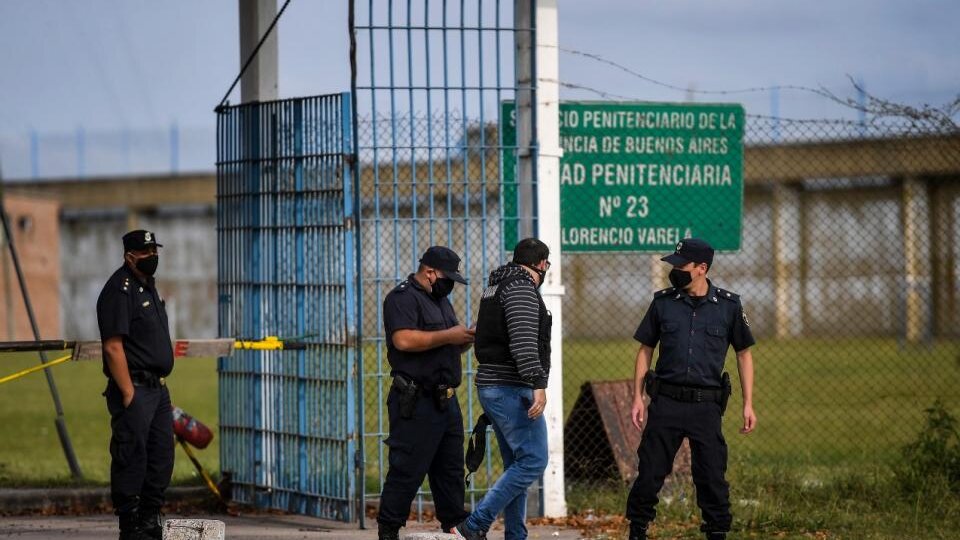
[135,255,159,277]
[668,268,692,290]
[430,277,455,300]
[524,265,547,289]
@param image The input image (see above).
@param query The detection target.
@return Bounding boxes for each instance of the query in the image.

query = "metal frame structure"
[350,0,539,522]
[215,93,361,521]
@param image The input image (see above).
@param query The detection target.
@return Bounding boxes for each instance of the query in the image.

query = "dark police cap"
[420,246,467,284]
[661,238,714,267]
[122,230,163,252]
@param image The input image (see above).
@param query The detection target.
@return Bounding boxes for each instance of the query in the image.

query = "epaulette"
[654,287,675,297]
[716,288,740,302]
[393,280,411,294]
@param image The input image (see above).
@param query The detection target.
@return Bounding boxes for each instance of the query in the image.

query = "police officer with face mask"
[96,230,175,540]
[626,238,757,540]
[377,246,476,540]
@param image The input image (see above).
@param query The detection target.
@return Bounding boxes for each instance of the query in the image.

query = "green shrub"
[896,399,960,495]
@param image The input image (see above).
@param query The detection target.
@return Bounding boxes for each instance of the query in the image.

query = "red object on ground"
[172,406,214,449]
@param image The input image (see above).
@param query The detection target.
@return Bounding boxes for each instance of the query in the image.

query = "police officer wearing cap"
[377,246,476,540]
[96,230,175,540]
[625,238,756,540]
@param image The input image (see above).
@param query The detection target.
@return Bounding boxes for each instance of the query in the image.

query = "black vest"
[474,275,552,372]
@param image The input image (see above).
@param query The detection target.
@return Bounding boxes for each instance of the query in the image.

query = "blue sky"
[0,0,957,175]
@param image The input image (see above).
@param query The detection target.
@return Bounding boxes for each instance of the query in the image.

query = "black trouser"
[104,379,174,515]
[626,395,731,534]
[377,386,469,531]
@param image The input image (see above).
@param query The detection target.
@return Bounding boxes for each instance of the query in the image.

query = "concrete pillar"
[514,0,535,240]
[902,177,931,343]
[931,181,956,337]
[239,0,279,103]
[772,184,802,338]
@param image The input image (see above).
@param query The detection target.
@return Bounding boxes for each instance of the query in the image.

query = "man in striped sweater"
[454,238,552,540]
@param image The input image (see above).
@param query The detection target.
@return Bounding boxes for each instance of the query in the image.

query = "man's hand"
[122,389,136,408]
[631,396,646,431]
[527,388,546,419]
[445,325,476,346]
[740,404,756,434]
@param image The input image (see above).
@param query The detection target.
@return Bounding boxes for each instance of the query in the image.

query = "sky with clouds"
[0,0,957,176]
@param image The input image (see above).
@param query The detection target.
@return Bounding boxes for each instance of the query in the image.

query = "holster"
[392,374,419,419]
[643,371,660,403]
[720,372,732,415]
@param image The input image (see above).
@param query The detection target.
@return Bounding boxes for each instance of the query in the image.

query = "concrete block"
[163,519,226,540]
[402,534,458,540]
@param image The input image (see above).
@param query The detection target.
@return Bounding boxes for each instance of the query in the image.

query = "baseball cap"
[420,246,467,284]
[661,238,714,267]
[122,230,163,252]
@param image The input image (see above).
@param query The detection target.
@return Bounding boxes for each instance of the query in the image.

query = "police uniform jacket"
[96,265,174,378]
[633,280,754,388]
[383,274,462,388]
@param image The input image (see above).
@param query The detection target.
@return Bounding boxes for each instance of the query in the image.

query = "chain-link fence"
[354,104,960,516]
[561,115,960,511]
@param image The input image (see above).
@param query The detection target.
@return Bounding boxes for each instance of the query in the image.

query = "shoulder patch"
[717,288,740,302]
[654,287,675,297]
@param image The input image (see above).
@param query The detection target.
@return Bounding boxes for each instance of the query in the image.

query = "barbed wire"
[555,45,960,129]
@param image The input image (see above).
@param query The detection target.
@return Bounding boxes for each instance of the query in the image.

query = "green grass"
[0,353,218,487]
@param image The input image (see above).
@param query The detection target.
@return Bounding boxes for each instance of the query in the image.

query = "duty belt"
[656,381,722,403]
[130,371,166,388]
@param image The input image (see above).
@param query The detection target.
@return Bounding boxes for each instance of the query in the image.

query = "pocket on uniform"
[110,418,138,466]
[383,436,414,468]
[706,325,728,355]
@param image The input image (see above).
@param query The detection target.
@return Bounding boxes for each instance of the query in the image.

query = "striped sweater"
[474,263,550,388]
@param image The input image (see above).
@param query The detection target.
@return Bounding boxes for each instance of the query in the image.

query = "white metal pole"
[534,0,567,518]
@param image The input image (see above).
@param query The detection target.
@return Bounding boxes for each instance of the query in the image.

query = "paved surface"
[0,514,584,539]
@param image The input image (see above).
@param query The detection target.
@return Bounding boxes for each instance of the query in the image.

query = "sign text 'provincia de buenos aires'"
[501,101,745,252]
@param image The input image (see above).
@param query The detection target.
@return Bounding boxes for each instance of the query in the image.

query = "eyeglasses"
[544,260,552,270]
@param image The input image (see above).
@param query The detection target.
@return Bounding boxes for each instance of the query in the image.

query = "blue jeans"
[465,386,548,540]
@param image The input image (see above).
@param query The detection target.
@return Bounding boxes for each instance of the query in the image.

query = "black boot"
[137,507,163,540]
[704,533,727,540]
[628,521,648,540]
[118,510,148,540]
[377,522,400,540]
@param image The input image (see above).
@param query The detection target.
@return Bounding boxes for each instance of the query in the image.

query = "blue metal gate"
[215,93,361,521]
[351,0,538,520]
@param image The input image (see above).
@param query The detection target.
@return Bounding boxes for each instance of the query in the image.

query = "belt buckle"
[159,377,166,387]
[445,387,455,399]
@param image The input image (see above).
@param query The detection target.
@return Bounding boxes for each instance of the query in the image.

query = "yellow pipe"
[0,354,73,385]
[177,437,223,501]
[233,336,285,350]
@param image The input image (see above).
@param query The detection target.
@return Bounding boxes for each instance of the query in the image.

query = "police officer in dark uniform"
[96,230,175,540]
[377,246,476,540]
[626,238,756,540]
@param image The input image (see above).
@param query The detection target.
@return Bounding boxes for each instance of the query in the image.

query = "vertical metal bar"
[407,0,419,259]
[294,99,308,508]
[342,91,361,523]
[425,0,436,246]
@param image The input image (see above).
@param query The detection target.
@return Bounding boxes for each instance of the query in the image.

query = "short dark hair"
[512,238,549,267]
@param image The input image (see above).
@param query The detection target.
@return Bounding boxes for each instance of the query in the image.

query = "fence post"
[530,0,567,518]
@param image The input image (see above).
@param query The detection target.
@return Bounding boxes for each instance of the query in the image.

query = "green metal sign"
[501,101,745,252]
